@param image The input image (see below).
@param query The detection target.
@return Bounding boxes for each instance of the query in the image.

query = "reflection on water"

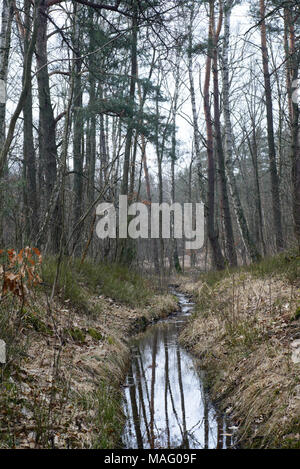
[122,290,233,449]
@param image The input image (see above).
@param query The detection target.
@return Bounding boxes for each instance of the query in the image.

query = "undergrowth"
[198,248,300,288]
[180,248,300,449]
[41,257,154,312]
[76,382,124,449]
[0,256,161,448]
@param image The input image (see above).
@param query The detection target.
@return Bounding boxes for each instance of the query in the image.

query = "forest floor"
[1,252,299,449]
[0,259,177,449]
[179,251,300,448]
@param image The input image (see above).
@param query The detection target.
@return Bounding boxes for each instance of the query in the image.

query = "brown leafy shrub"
[0,247,42,302]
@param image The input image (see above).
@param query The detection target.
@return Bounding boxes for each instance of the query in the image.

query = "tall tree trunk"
[171,151,181,272]
[247,125,266,255]
[188,153,197,267]
[259,0,284,251]
[157,153,164,274]
[140,131,160,274]
[36,0,61,251]
[0,0,12,149]
[221,0,261,262]
[212,0,237,266]
[136,60,160,273]
[86,9,96,207]
[285,8,300,251]
[0,0,13,245]
[121,0,137,196]
[204,0,225,270]
[119,0,138,264]
[86,96,96,206]
[0,0,39,252]
[291,81,300,252]
[23,0,38,241]
[72,3,84,248]
[187,4,206,202]
[170,41,181,273]
[99,91,108,190]
[129,130,138,198]
[155,74,171,276]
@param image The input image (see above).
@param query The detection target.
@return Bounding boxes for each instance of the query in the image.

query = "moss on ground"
[64,327,86,343]
[88,328,103,341]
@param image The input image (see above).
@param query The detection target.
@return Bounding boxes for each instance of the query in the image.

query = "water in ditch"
[122,289,233,449]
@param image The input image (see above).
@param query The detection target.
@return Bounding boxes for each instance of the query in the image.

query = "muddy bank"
[0,274,177,449]
[178,271,300,448]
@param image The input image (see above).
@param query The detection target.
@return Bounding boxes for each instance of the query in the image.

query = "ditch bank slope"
[179,258,300,448]
[0,260,177,449]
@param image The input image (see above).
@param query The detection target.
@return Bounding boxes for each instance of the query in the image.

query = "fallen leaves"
[0,247,42,301]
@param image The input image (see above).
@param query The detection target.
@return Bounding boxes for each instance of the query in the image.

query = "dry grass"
[0,262,177,449]
[179,270,300,448]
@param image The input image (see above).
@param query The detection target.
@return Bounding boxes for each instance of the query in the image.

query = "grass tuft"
[76,382,124,449]
[195,249,300,289]
[41,257,153,312]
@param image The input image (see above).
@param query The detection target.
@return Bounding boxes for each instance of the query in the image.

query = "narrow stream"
[122,289,233,449]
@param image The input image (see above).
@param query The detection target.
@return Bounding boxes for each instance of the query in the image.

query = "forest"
[0,0,299,452]
[0,0,299,271]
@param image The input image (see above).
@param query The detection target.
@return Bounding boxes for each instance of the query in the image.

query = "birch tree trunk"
[221,0,261,262]
[187,4,206,202]
[0,0,13,244]
[170,41,181,273]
